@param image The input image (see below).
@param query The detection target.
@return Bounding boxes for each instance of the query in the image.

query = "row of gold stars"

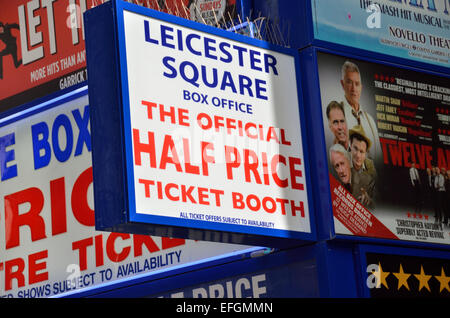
[373,263,450,293]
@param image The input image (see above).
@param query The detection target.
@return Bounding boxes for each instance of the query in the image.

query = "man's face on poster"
[331,150,351,185]
[341,71,362,108]
[328,108,348,146]
[350,138,367,171]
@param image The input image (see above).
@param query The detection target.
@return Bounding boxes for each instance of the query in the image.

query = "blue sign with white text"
[149,259,320,298]
[312,0,450,68]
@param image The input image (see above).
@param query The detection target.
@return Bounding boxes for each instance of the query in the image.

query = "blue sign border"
[85,0,318,246]
[311,0,450,70]
[0,82,88,124]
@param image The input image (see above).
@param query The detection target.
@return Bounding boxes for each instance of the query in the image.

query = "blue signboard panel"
[312,0,450,69]
[61,240,370,298]
[62,244,325,298]
[252,0,450,74]
[84,0,317,247]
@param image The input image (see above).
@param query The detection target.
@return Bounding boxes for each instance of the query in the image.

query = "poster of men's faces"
[317,52,450,244]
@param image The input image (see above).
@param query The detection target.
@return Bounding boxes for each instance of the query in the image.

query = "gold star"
[414,266,432,292]
[374,262,390,289]
[434,267,450,293]
[393,264,411,291]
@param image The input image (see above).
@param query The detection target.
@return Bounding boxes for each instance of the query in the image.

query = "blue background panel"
[65,245,323,298]
[84,2,129,231]
[60,241,373,298]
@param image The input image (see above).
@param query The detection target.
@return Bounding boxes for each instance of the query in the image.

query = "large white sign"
[0,89,254,298]
[122,10,312,237]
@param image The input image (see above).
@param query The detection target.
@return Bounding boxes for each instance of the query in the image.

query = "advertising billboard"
[0,0,95,112]
[311,0,450,69]
[85,1,315,245]
[317,51,450,245]
[0,87,255,298]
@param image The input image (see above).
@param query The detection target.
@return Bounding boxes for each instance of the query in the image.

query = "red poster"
[0,0,100,111]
